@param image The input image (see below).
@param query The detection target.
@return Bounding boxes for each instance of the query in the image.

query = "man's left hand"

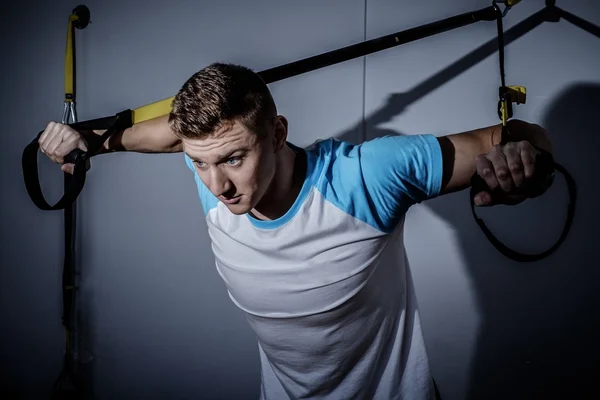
[473,139,544,206]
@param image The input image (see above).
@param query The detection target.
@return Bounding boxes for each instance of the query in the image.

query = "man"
[39,63,553,399]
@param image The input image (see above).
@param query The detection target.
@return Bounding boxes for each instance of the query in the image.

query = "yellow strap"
[128,86,525,126]
[65,14,79,101]
[63,7,172,124]
[131,96,175,124]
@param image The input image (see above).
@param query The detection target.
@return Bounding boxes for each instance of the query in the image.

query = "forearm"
[83,114,182,155]
[438,119,553,195]
[450,119,554,182]
[438,123,500,194]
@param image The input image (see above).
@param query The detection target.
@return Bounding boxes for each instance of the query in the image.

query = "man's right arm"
[39,114,182,174]
[92,114,182,154]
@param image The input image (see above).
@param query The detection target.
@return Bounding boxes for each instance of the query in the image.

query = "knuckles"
[481,167,493,178]
[496,168,509,180]
[516,140,533,150]
[479,139,544,198]
[508,162,523,173]
[45,121,58,131]
[37,122,84,166]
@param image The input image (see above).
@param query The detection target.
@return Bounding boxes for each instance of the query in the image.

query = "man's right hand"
[38,122,88,175]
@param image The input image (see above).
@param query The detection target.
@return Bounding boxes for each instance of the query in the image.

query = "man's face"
[182,119,281,215]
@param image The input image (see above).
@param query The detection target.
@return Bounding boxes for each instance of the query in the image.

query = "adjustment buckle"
[498,85,527,122]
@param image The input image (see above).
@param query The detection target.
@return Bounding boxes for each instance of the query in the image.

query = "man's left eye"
[227,157,241,165]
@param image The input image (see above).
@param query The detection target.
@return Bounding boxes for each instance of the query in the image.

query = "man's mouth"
[221,196,241,205]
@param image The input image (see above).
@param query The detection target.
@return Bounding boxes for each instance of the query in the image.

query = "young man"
[39,63,553,399]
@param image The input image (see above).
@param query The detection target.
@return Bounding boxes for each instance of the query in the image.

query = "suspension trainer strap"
[469,4,577,262]
[22,111,132,211]
[23,4,501,211]
[51,6,90,399]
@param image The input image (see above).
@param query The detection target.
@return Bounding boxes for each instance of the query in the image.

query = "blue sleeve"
[184,154,219,215]
[318,134,443,233]
[360,133,443,207]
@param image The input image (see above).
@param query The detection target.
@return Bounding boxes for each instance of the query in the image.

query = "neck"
[251,144,305,221]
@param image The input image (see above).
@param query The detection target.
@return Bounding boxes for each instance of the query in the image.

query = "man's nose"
[208,168,232,197]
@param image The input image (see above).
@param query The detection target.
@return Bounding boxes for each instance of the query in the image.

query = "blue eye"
[227,157,241,166]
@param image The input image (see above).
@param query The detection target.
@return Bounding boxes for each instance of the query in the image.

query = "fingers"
[476,152,500,191]
[519,141,537,179]
[39,122,63,162]
[38,122,87,165]
[504,142,525,189]
[473,190,492,206]
[45,127,67,160]
[474,155,498,206]
[487,144,515,192]
[55,133,84,161]
[38,121,53,145]
[474,140,541,206]
[61,163,75,175]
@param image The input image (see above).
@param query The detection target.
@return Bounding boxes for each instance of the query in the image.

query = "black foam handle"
[22,110,132,211]
[64,148,86,165]
[22,132,88,211]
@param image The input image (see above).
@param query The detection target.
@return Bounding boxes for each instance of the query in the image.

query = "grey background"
[1,0,599,399]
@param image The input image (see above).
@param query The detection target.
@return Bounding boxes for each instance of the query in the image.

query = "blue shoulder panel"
[315,134,443,233]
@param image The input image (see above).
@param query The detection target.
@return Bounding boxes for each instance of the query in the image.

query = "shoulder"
[307,134,441,165]
[308,134,443,199]
[304,134,443,232]
[358,134,444,201]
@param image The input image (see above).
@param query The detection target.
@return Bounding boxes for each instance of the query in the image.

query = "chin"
[224,202,252,215]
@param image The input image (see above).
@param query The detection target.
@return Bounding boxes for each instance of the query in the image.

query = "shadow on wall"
[471,82,600,400]
[426,83,600,400]
[23,6,597,400]
[337,79,600,400]
[331,3,600,397]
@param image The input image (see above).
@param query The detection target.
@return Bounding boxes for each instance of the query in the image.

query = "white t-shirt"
[184,133,443,400]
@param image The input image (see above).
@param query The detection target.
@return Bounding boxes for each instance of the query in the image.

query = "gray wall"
[2,0,599,399]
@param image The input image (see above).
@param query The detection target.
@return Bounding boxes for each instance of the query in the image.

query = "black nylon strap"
[470,141,577,262]
[470,159,577,262]
[468,5,577,262]
[22,110,133,211]
[23,5,504,213]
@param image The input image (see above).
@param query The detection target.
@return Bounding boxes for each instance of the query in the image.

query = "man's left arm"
[437,119,554,206]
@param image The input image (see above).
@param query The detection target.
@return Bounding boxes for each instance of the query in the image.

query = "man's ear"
[272,115,288,151]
